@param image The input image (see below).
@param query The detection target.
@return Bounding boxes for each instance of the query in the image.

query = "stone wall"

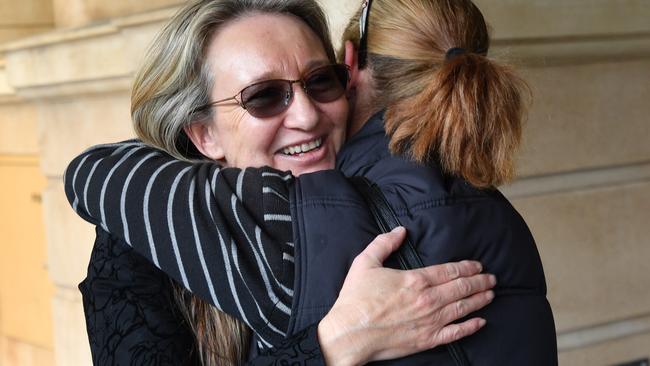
[0,0,647,364]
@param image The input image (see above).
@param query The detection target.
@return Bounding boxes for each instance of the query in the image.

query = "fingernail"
[486,290,495,301]
[478,318,487,327]
[391,226,405,234]
[489,275,497,286]
[474,262,483,272]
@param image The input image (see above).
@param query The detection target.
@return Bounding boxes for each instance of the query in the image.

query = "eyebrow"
[245,59,332,84]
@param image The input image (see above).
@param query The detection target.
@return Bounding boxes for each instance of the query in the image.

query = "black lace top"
[81,228,324,365]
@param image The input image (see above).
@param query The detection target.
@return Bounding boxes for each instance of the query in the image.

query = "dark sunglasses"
[197,64,350,119]
[358,0,374,69]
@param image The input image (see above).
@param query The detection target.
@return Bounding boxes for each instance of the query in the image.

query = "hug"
[65,0,557,364]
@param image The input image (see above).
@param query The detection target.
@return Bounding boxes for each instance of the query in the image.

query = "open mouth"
[281,137,323,156]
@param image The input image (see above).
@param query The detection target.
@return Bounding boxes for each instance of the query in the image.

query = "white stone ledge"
[0,6,176,52]
[16,75,133,99]
[558,314,650,352]
[502,161,650,199]
[476,0,650,40]
[492,33,650,66]
[0,59,15,95]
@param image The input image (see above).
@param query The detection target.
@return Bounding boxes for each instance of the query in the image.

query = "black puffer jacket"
[287,111,558,365]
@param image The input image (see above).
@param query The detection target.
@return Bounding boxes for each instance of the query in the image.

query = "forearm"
[65,140,295,345]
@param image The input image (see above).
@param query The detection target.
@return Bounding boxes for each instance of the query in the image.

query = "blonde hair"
[132,0,337,161]
[341,0,529,188]
[131,0,336,364]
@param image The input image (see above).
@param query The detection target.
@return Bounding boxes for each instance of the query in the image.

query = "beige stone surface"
[85,0,182,22]
[0,28,53,45]
[53,0,181,29]
[511,181,650,332]
[2,7,172,98]
[42,180,96,287]
[516,59,650,177]
[559,331,650,366]
[4,31,130,90]
[37,93,134,177]
[52,0,90,29]
[0,0,53,43]
[0,0,53,25]
[0,336,54,366]
[474,0,650,40]
[0,62,14,96]
[318,0,362,49]
[0,156,53,349]
[51,287,92,366]
[0,102,39,155]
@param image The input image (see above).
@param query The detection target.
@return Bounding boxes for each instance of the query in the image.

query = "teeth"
[282,138,322,156]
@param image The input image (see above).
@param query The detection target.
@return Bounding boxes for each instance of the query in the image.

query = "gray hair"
[131,0,336,160]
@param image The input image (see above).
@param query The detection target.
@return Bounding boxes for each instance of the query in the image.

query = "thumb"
[358,227,407,267]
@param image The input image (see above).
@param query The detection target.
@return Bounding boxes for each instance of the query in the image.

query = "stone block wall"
[0,0,647,364]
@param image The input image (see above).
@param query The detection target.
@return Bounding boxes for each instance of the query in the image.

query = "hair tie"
[445,47,467,61]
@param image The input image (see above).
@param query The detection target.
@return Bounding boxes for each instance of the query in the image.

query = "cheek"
[213,110,248,165]
[218,112,280,168]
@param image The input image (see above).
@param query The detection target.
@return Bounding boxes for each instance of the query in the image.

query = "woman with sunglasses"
[66,0,495,365]
[67,0,558,364]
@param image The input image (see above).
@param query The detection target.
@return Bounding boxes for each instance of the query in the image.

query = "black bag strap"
[350,176,470,366]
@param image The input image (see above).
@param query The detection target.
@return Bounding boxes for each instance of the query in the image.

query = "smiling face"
[188,13,348,176]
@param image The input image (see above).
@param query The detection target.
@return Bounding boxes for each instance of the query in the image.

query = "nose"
[282,81,319,131]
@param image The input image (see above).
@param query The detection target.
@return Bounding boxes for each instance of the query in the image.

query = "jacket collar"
[336,110,390,174]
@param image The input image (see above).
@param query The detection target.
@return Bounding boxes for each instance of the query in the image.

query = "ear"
[344,40,361,89]
[183,122,225,161]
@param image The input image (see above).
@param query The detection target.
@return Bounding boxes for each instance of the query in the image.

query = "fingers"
[433,317,487,346]
[431,273,496,310]
[418,260,484,285]
[356,227,407,267]
[438,289,495,327]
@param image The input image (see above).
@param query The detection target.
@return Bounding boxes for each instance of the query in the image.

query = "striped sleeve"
[64,140,295,346]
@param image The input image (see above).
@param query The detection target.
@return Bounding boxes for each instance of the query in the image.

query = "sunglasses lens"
[241,80,291,118]
[305,65,349,103]
[238,65,348,118]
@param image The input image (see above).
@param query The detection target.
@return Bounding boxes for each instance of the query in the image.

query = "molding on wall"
[0,7,178,99]
[492,32,650,66]
[0,4,648,99]
[0,7,176,52]
[502,161,650,199]
[558,314,650,352]
[14,75,133,99]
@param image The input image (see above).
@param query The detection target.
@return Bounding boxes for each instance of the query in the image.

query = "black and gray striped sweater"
[65,140,300,349]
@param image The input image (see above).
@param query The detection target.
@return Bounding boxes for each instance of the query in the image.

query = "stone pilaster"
[1,7,177,365]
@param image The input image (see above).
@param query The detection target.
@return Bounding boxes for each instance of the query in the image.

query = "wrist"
[317,313,367,366]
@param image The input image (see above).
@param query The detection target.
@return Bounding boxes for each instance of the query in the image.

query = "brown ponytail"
[341,0,529,188]
[385,53,527,188]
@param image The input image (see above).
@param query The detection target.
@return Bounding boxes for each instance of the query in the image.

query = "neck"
[348,105,376,137]
[348,71,380,137]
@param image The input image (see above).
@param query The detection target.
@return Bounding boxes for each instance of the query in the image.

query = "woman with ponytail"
[320,0,557,363]
[66,0,556,364]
